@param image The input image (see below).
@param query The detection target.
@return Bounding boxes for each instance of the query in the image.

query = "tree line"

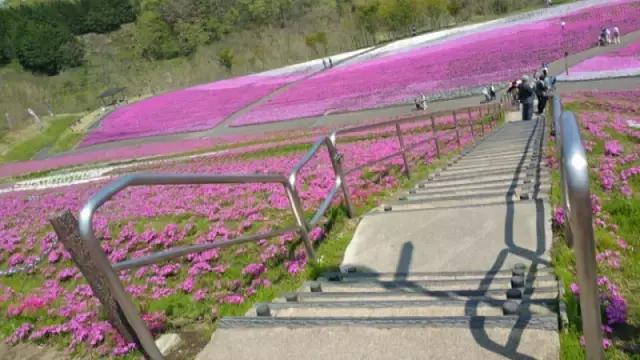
[0,0,136,75]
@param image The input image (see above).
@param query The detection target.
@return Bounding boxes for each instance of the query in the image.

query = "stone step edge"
[304,274,557,287]
[253,298,558,311]
[282,287,560,301]
[319,268,553,280]
[218,315,559,331]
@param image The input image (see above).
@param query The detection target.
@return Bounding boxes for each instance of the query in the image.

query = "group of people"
[322,58,334,69]
[599,26,621,46]
[507,64,555,121]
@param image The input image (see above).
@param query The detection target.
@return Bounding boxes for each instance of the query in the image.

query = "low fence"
[50,101,504,359]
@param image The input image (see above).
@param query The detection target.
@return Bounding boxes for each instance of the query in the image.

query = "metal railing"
[71,102,503,359]
[552,96,603,360]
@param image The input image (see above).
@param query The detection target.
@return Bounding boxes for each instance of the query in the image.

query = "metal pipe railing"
[552,96,604,360]
[78,173,315,359]
[71,101,503,359]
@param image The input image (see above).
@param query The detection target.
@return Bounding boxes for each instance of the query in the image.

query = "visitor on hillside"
[599,28,608,46]
[535,75,550,115]
[412,25,417,37]
[322,59,327,69]
[507,80,519,103]
[518,75,535,121]
[605,27,612,44]
[329,58,333,68]
[421,94,428,110]
[613,26,621,44]
[415,97,423,110]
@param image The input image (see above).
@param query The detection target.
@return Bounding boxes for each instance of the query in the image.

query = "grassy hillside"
[0,0,565,143]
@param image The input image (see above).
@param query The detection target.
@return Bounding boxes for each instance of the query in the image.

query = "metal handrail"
[74,102,503,359]
[552,96,603,360]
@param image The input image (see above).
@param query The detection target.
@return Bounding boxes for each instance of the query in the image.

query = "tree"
[378,0,415,36]
[217,48,234,73]
[423,0,448,29]
[135,11,182,60]
[84,0,136,33]
[16,21,84,75]
[447,0,463,21]
[355,2,380,43]
[304,31,328,57]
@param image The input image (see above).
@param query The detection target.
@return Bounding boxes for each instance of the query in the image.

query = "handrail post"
[560,111,603,360]
[395,123,411,178]
[283,183,315,260]
[553,96,573,247]
[326,135,355,218]
[79,205,164,359]
[453,110,461,148]
[467,108,475,139]
[430,115,441,159]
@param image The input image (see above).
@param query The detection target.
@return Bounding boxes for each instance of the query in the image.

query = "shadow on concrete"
[349,117,554,359]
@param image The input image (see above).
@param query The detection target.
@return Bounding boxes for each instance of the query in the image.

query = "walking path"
[197,113,562,359]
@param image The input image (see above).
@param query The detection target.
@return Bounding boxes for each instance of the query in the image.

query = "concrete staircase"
[197,117,561,359]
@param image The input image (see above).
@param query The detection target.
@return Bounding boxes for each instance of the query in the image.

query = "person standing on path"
[613,26,621,44]
[535,75,549,115]
[518,75,535,121]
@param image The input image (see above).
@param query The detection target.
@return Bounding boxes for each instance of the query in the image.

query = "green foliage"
[377,0,416,35]
[15,20,83,75]
[1,115,80,163]
[355,2,380,41]
[217,48,235,72]
[304,31,328,56]
[136,11,183,60]
[0,0,136,74]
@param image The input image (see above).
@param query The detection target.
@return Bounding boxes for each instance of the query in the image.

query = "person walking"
[421,94,428,110]
[613,26,621,44]
[329,58,333,68]
[518,75,535,121]
[535,75,549,115]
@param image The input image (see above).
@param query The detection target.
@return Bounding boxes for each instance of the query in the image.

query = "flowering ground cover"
[0,112,483,357]
[80,73,305,146]
[548,90,640,358]
[559,39,640,81]
[232,1,640,126]
[0,128,327,180]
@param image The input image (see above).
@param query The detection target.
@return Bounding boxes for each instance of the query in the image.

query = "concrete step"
[444,158,538,172]
[455,152,538,163]
[441,162,537,176]
[302,276,557,293]
[319,269,553,282]
[421,171,548,188]
[410,182,550,198]
[397,190,520,205]
[414,177,542,193]
[279,287,559,303]
[433,165,538,180]
[199,317,560,360]
[248,299,557,318]
[387,192,550,211]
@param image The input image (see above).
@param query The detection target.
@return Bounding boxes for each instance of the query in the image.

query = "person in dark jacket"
[535,75,550,115]
[518,75,535,121]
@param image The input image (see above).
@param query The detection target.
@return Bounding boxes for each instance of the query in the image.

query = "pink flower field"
[232,1,640,126]
[80,73,305,146]
[560,38,640,81]
[549,89,640,351]
[0,113,478,356]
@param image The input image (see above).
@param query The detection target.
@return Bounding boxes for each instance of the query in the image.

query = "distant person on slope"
[518,75,535,121]
[613,26,621,44]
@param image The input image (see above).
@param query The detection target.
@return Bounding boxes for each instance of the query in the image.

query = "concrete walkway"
[197,113,561,359]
